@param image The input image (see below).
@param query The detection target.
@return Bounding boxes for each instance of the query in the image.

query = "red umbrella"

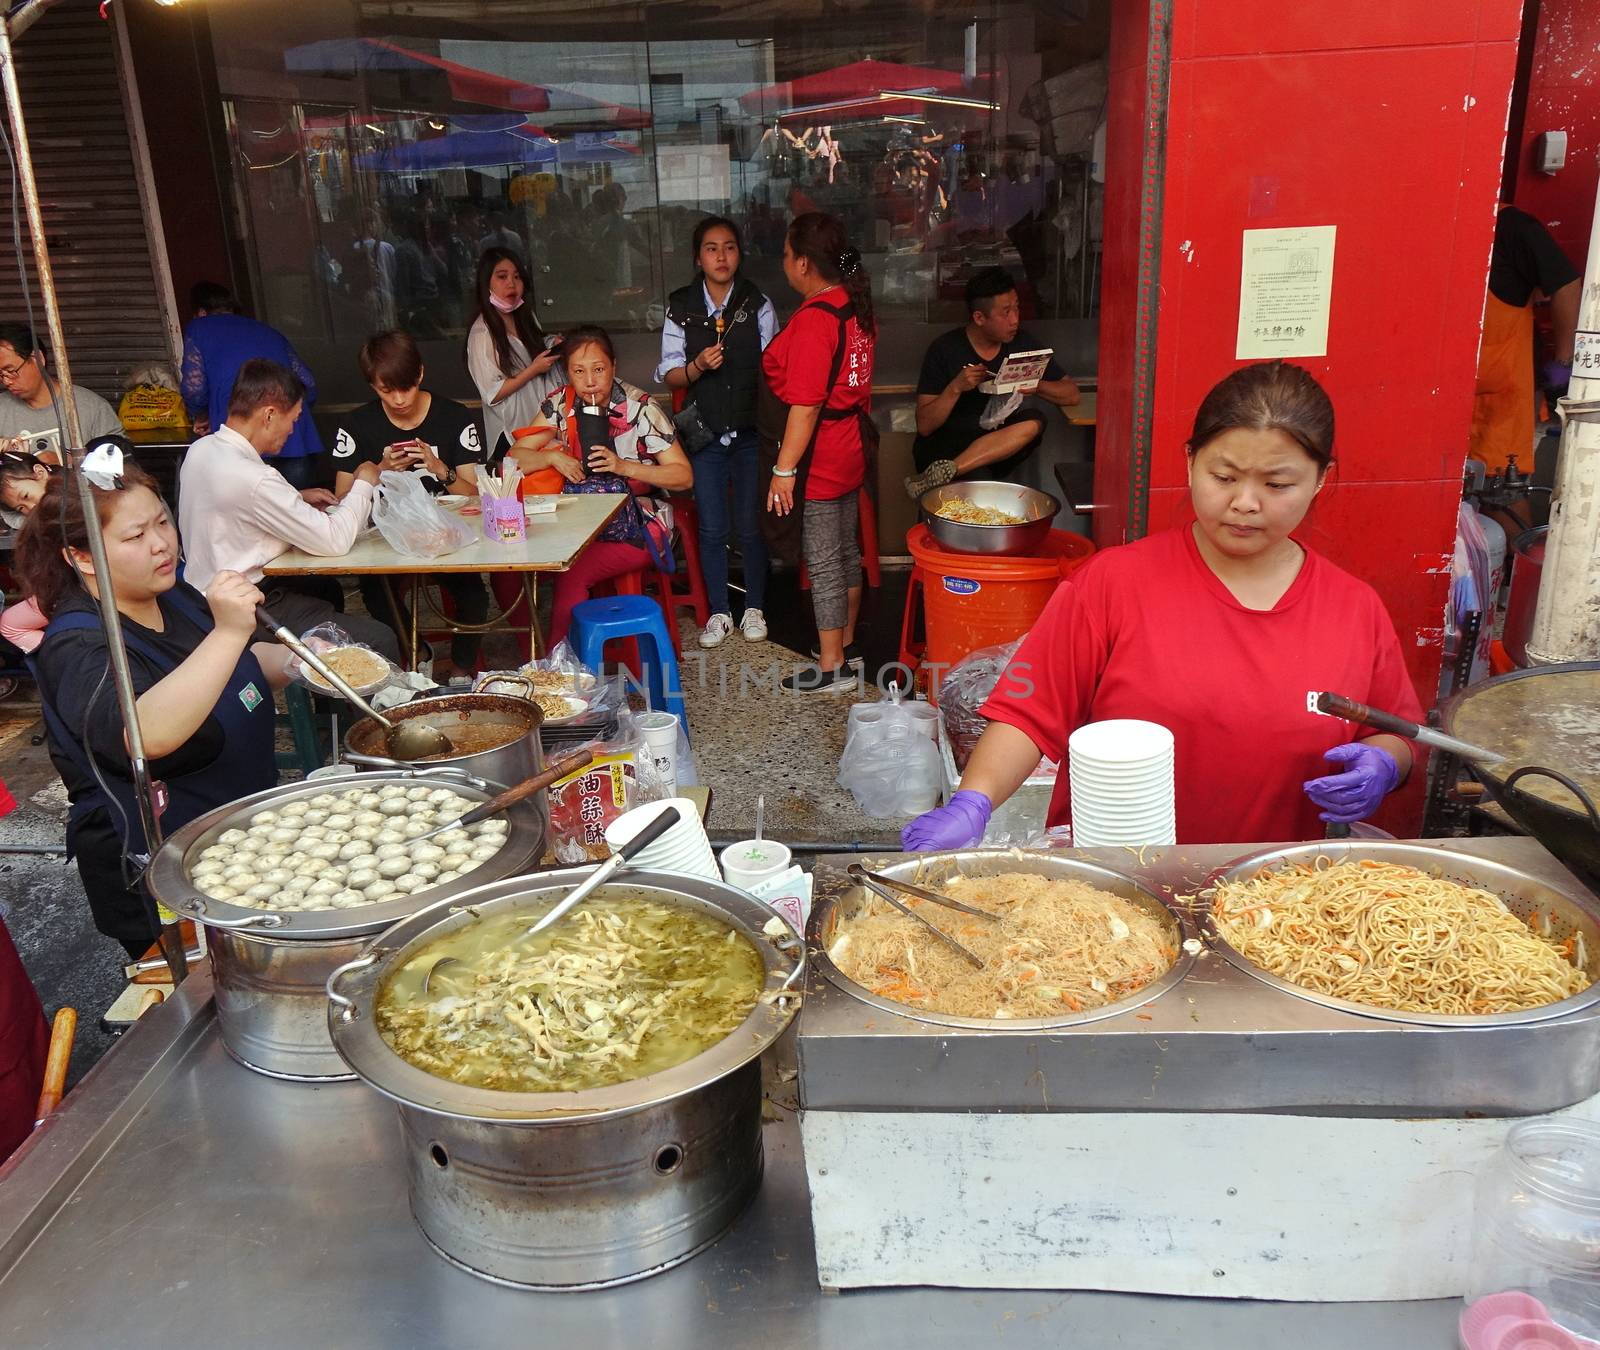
[739,58,993,122]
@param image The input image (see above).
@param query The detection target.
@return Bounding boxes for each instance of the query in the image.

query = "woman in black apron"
[16,465,288,956]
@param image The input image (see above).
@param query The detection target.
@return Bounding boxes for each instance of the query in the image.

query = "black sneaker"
[780,662,861,694]
[809,640,864,666]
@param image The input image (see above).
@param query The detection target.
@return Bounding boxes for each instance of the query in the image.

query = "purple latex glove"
[1303,742,1401,825]
[1542,359,1573,390]
[902,789,993,851]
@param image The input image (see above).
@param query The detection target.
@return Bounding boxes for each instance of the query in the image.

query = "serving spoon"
[259,606,451,761]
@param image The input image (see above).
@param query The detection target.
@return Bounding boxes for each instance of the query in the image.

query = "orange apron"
[1470,289,1536,474]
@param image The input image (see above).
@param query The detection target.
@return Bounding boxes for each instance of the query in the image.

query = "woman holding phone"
[509,326,693,644]
[464,247,565,459]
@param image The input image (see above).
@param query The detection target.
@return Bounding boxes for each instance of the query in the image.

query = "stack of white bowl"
[603,797,722,880]
[1067,720,1176,846]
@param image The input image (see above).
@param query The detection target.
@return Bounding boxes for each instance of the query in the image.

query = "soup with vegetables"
[376,894,766,1093]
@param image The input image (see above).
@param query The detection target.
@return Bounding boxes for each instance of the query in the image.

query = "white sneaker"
[699,613,733,648]
[740,608,768,642]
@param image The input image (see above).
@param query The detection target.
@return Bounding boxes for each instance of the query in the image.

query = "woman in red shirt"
[762,213,876,693]
[905,361,1423,849]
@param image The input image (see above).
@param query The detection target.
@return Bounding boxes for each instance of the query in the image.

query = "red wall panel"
[1511,0,1600,273]
[1101,0,1524,833]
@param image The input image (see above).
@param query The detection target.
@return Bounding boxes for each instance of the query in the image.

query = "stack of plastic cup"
[603,797,721,880]
[1068,720,1176,846]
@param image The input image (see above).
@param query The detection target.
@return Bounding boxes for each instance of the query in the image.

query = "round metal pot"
[1205,841,1600,1027]
[809,849,1196,1029]
[326,870,804,1289]
[146,768,545,1081]
[343,692,543,798]
[917,480,1060,555]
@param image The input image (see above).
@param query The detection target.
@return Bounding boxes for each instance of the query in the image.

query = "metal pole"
[1527,167,1600,666]
[0,14,187,981]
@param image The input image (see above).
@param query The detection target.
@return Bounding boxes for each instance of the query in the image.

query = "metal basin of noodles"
[918,481,1060,555]
[809,850,1196,1030]
[1205,841,1600,1028]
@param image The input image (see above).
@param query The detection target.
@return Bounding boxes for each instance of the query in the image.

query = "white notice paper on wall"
[1235,225,1337,359]
[657,145,731,204]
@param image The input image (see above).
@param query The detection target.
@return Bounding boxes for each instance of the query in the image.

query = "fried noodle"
[1211,858,1591,1015]
[934,501,1024,526]
[829,872,1175,1019]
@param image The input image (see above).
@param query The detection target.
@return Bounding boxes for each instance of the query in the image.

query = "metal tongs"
[846,863,1000,969]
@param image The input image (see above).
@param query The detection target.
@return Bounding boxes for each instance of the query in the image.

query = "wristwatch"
[443,466,458,487]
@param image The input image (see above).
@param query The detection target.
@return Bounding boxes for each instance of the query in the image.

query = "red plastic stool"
[800,489,882,590]
[649,497,709,653]
[898,564,926,674]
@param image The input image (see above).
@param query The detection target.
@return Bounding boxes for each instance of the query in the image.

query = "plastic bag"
[837,696,943,819]
[284,621,400,697]
[544,707,672,864]
[939,639,1024,769]
[372,470,477,558]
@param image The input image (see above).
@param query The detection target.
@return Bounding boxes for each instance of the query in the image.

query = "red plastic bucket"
[905,524,1094,696]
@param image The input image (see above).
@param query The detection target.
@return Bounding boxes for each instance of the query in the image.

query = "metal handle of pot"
[177,897,287,930]
[326,951,381,1020]
[471,672,536,700]
[403,765,493,792]
[342,750,406,771]
[1505,765,1600,831]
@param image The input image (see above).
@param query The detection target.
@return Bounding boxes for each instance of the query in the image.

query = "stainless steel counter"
[0,902,1480,1348]
[801,837,1600,1115]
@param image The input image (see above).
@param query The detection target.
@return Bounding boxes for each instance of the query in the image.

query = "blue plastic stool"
[569,596,690,733]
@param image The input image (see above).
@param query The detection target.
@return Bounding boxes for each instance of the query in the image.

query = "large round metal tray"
[326,869,804,1124]
[146,767,546,942]
[1204,841,1600,1027]
[809,849,1197,1030]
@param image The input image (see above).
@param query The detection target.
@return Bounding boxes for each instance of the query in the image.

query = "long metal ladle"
[424,806,684,993]
[258,606,451,761]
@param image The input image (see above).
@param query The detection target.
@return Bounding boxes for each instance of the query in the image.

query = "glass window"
[207,0,1109,405]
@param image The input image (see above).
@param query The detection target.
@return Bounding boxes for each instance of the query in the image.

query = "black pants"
[912,406,1047,478]
[358,574,490,668]
[72,812,160,958]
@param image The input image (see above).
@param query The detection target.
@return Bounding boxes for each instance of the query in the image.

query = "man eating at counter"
[903,268,1080,500]
[178,358,401,661]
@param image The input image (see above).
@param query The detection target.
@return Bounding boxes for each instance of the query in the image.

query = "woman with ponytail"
[759,212,877,693]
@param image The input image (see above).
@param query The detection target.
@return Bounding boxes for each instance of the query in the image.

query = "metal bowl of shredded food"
[920,481,1059,555]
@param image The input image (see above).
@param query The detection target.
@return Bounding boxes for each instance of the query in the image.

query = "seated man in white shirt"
[178,358,401,661]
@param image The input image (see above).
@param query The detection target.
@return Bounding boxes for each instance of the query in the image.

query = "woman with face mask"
[903,362,1424,850]
[657,216,779,650]
[508,326,693,645]
[16,465,293,955]
[463,247,565,459]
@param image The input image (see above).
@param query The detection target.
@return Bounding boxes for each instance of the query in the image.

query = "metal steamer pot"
[325,870,804,1290]
[810,850,1197,1030]
[344,692,543,791]
[147,770,545,1081]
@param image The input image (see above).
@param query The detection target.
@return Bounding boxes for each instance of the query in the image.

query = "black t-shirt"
[34,585,225,813]
[1489,206,1580,309]
[329,394,485,493]
[914,327,1066,451]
